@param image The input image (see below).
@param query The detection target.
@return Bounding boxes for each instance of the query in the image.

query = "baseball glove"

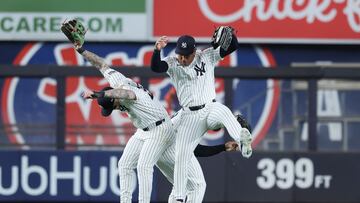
[211,26,234,51]
[236,114,252,133]
[61,19,86,48]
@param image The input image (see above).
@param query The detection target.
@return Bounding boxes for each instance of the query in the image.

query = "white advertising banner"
[0,13,147,41]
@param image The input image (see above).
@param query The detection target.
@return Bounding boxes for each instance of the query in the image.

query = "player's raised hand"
[225,141,240,151]
[61,19,87,49]
[155,36,169,50]
[82,90,95,99]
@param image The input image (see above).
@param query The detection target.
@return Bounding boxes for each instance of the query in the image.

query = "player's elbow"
[150,64,167,73]
[150,65,160,72]
[128,91,137,100]
[150,58,169,73]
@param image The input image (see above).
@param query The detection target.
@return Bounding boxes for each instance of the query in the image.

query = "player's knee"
[194,181,206,202]
[176,146,192,156]
[199,181,206,193]
[219,105,232,115]
[118,158,131,172]
[137,163,153,175]
[118,158,123,168]
[188,181,206,202]
[175,145,194,165]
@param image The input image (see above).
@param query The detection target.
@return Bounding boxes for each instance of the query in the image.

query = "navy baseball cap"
[97,86,114,117]
[175,35,196,56]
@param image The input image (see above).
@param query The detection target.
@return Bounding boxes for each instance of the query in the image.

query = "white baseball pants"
[118,121,206,203]
[174,102,242,200]
[118,120,174,203]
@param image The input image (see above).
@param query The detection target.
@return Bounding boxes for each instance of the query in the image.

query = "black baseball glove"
[211,26,235,51]
[235,114,252,133]
[61,19,87,48]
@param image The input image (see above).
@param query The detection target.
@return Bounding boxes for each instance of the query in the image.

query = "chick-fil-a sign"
[153,0,360,43]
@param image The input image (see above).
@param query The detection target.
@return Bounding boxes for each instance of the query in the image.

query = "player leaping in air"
[151,27,253,202]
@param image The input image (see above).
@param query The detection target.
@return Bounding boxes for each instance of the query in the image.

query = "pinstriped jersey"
[164,47,222,107]
[103,68,169,129]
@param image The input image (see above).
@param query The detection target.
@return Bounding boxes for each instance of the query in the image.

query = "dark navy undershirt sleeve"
[194,144,226,157]
[150,49,169,73]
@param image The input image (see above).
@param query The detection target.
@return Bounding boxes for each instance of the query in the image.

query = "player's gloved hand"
[235,114,252,133]
[238,128,253,158]
[211,26,235,51]
[61,19,87,50]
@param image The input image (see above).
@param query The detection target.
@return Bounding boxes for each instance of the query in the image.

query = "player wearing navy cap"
[151,27,253,202]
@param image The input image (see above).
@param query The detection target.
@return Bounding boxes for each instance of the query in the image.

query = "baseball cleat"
[239,128,253,158]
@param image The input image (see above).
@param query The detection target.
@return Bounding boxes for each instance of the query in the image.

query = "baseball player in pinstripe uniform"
[151,26,253,202]
[60,19,176,203]
[80,53,175,203]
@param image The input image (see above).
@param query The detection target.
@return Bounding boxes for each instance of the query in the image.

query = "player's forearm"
[104,89,136,100]
[150,50,168,73]
[194,144,226,157]
[80,49,110,74]
[220,34,239,58]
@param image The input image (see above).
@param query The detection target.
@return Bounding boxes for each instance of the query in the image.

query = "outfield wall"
[0,151,359,202]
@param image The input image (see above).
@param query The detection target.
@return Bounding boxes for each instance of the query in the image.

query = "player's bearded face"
[177,52,195,66]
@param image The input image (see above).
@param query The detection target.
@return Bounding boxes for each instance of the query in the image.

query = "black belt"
[143,119,165,131]
[188,99,216,111]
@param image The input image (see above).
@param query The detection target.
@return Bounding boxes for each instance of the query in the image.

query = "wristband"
[91,91,105,98]
[76,47,85,54]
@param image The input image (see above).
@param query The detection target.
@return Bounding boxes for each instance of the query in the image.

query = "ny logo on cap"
[181,42,187,48]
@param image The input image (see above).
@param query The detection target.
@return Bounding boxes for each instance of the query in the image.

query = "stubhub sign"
[0,151,140,201]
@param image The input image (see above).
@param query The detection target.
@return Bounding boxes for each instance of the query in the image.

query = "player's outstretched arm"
[82,88,136,100]
[61,19,110,74]
[150,36,169,73]
[103,88,136,100]
[193,141,239,157]
[81,50,111,74]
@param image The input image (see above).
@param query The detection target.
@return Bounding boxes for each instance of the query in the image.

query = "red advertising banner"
[153,0,360,44]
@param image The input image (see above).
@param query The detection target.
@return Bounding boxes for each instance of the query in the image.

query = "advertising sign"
[0,151,139,201]
[0,0,147,41]
[1,151,359,202]
[153,0,360,44]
